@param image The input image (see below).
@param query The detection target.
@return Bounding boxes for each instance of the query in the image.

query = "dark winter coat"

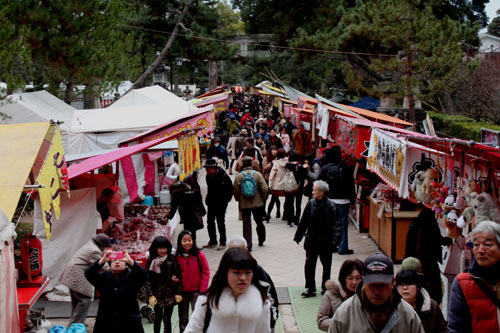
[206,145,229,167]
[264,135,283,149]
[319,162,355,203]
[205,166,233,207]
[145,254,182,307]
[168,182,206,231]
[85,260,147,333]
[294,196,336,252]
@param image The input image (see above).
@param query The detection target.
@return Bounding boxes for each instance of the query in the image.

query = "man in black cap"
[206,137,229,169]
[329,253,424,333]
[60,234,112,325]
[202,159,233,250]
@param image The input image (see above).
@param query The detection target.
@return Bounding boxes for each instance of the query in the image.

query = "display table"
[17,276,50,331]
[368,197,420,262]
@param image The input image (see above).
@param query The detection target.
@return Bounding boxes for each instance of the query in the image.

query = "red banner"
[334,117,371,160]
[139,111,213,143]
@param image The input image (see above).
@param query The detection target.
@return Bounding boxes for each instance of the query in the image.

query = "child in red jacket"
[176,230,210,332]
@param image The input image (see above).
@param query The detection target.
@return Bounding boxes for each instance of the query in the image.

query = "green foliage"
[293,0,479,103]
[2,0,144,101]
[428,111,500,141]
[488,10,500,38]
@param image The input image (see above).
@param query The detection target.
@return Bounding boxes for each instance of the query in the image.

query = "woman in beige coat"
[317,259,363,331]
[263,146,280,220]
[60,234,112,325]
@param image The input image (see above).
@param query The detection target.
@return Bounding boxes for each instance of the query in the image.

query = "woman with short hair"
[448,221,500,332]
[317,259,363,331]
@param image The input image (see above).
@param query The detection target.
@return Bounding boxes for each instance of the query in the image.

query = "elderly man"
[329,253,424,333]
[294,180,336,297]
[448,221,500,332]
[233,156,268,251]
[228,236,280,332]
[60,234,112,325]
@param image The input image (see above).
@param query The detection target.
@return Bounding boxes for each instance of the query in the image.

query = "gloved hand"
[149,296,158,307]
[175,295,183,303]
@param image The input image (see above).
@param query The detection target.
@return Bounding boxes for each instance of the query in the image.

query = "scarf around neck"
[150,255,168,274]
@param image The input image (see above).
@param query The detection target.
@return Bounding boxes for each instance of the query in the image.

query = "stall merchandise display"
[110,205,172,254]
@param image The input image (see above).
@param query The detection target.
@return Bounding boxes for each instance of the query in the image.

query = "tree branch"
[127,0,195,92]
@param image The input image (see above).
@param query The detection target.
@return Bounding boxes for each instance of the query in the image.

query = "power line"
[117,24,399,58]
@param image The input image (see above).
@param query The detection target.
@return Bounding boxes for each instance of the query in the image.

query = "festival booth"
[0,122,70,332]
[63,127,203,276]
[117,105,213,204]
[0,91,76,152]
[192,91,232,114]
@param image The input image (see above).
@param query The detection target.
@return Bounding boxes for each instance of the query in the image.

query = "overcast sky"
[486,0,500,23]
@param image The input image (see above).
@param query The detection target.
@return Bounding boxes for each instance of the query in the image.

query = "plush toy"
[471,192,500,224]
[445,210,462,238]
[411,171,432,203]
[465,180,480,199]
[443,195,455,213]
[422,168,437,199]
[454,195,466,211]
[457,214,467,229]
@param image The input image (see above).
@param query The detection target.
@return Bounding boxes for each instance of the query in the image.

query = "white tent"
[108,85,197,110]
[68,86,200,154]
[0,90,75,132]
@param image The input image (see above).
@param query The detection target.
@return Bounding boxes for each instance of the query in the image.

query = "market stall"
[0,122,71,332]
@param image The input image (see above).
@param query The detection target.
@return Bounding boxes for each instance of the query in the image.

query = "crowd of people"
[57,91,500,332]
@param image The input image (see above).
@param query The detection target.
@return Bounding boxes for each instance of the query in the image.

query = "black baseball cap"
[362,253,394,284]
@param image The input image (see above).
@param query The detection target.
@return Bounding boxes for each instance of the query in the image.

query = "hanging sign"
[334,117,371,160]
[37,127,70,240]
[178,134,201,181]
[367,129,407,194]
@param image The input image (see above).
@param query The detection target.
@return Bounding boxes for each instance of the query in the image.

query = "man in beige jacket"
[233,157,268,251]
[329,253,424,333]
[59,234,111,325]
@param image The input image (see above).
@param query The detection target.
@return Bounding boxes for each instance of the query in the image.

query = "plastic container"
[67,323,86,333]
[49,326,67,333]
[141,195,154,206]
[159,190,171,204]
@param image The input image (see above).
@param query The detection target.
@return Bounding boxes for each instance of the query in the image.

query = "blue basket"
[67,323,86,333]
[49,326,66,333]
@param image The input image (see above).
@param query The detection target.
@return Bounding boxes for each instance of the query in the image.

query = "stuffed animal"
[412,171,432,203]
[465,180,480,199]
[454,195,466,211]
[471,192,500,224]
[445,210,462,238]
[443,195,455,213]
[422,168,437,199]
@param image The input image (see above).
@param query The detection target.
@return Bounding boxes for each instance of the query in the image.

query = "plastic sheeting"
[34,188,101,297]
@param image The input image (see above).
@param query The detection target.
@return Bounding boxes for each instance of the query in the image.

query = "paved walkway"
[38,168,381,332]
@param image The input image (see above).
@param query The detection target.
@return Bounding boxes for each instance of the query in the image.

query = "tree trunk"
[209,60,217,90]
[127,0,195,92]
[64,75,74,105]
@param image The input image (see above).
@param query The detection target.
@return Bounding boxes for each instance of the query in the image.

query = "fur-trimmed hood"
[324,279,349,300]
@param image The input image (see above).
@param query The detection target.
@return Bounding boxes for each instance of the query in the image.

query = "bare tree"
[127,0,195,92]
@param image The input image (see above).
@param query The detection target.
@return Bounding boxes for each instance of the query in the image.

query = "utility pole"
[406,0,415,124]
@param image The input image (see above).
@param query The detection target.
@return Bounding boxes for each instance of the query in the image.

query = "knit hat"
[400,257,424,276]
[93,234,112,248]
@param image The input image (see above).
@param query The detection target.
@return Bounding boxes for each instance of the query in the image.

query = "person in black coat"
[319,146,356,254]
[202,159,234,250]
[294,180,337,297]
[405,208,452,304]
[85,249,147,333]
[168,172,206,241]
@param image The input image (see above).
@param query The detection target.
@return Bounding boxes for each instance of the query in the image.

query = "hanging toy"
[443,194,455,214]
[470,192,500,224]
[411,171,432,203]
[445,210,462,239]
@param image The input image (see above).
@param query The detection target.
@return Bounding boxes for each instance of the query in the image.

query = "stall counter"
[368,197,420,262]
